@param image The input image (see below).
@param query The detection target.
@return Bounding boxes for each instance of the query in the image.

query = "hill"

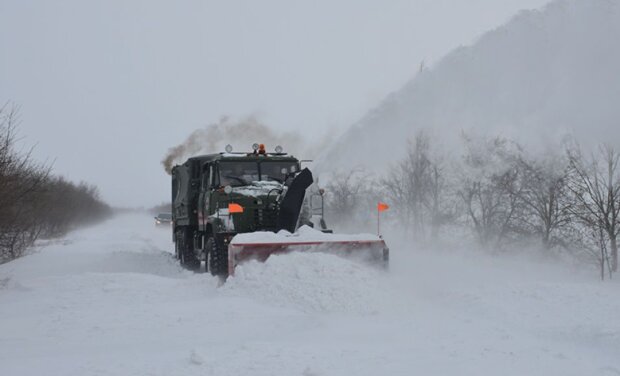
[318,0,620,172]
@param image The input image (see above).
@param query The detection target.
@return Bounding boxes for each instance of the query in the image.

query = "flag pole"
[376,202,389,237]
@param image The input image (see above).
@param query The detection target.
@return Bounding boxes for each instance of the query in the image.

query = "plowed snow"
[223,252,389,313]
[0,213,619,376]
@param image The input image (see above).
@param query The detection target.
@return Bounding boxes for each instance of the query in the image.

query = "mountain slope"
[318,0,620,172]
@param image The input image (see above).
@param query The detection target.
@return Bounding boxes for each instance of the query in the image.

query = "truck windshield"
[260,161,298,183]
[219,161,259,187]
[218,161,299,186]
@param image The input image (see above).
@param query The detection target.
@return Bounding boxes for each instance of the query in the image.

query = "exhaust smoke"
[161,116,305,174]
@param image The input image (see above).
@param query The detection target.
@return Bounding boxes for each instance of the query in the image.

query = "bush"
[0,104,111,263]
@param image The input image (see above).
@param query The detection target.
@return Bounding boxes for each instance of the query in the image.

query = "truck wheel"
[207,236,228,277]
[178,229,200,271]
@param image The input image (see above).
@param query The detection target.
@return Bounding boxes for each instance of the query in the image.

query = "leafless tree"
[0,104,111,264]
[381,131,454,242]
[567,144,620,273]
[382,132,433,240]
[0,104,50,261]
[426,155,450,239]
[323,168,378,232]
[517,154,573,250]
[457,135,526,249]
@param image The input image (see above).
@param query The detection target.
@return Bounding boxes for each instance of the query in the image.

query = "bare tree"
[382,132,432,240]
[457,135,526,249]
[381,131,454,242]
[567,144,620,273]
[0,104,111,264]
[324,168,378,232]
[0,104,51,261]
[517,153,573,250]
[426,155,450,239]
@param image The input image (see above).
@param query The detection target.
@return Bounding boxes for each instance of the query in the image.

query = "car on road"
[154,213,172,226]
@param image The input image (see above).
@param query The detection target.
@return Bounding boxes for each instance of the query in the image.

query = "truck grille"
[254,207,278,231]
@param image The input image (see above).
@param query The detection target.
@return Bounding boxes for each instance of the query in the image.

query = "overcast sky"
[0,0,549,207]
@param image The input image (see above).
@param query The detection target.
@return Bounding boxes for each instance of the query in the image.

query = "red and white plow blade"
[228,226,389,276]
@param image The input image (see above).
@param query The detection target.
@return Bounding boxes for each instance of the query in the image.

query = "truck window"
[172,176,178,201]
[260,162,298,183]
[208,165,215,188]
[218,160,299,186]
[219,161,259,187]
[202,164,211,190]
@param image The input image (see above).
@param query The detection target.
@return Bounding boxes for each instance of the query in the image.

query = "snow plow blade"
[228,233,389,276]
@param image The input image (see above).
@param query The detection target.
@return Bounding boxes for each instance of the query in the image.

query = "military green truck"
[171,144,388,277]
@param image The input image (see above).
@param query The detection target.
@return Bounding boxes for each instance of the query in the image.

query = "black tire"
[207,236,229,277]
[174,238,180,260]
[178,228,200,271]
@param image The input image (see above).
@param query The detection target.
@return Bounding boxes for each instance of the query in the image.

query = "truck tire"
[178,228,200,271]
[207,236,228,277]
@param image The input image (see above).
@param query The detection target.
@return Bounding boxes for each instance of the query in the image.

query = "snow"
[231,180,284,197]
[231,225,382,245]
[210,208,235,231]
[1,213,619,375]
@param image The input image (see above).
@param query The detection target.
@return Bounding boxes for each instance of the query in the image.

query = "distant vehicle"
[155,213,172,225]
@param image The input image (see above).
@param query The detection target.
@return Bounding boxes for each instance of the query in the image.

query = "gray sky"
[0,0,549,207]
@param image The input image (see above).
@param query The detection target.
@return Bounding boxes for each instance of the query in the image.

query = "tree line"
[0,104,112,264]
[324,131,620,280]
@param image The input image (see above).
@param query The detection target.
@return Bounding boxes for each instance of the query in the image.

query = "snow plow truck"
[171,143,389,277]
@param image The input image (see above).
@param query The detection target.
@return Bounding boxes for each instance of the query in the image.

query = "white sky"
[0,0,549,207]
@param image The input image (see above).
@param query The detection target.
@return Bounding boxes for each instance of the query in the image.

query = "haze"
[0,0,548,207]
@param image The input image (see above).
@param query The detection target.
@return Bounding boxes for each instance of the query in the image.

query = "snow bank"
[222,252,389,314]
[1,213,620,375]
[231,180,283,197]
[231,225,382,244]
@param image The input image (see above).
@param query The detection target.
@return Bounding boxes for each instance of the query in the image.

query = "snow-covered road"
[0,213,619,376]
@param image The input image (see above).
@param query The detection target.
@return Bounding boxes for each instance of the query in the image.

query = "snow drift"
[231,225,382,244]
[1,214,619,375]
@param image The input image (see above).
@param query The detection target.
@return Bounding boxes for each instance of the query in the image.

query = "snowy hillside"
[318,0,620,172]
[1,213,619,375]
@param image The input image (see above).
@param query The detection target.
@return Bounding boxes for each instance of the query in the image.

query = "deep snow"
[231,225,382,244]
[0,213,619,375]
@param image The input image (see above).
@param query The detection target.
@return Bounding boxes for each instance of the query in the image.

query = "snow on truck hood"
[230,225,382,245]
[231,181,284,197]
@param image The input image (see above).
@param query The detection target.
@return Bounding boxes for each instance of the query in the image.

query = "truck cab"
[171,144,315,276]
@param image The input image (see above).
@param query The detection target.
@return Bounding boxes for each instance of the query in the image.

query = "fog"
[0,0,549,207]
[319,0,620,174]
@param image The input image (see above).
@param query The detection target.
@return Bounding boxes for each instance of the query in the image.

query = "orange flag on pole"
[377,202,389,212]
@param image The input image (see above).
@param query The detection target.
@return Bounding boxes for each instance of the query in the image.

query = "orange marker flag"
[377,202,390,212]
[228,203,244,213]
